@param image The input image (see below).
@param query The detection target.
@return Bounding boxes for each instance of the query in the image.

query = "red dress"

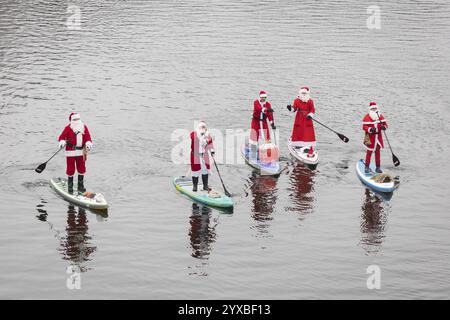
[289,97,316,147]
[190,131,214,175]
[250,99,274,144]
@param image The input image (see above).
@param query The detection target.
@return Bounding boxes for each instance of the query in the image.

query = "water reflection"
[189,203,217,260]
[286,164,315,219]
[36,201,98,273]
[359,189,390,255]
[248,172,278,238]
[58,205,97,272]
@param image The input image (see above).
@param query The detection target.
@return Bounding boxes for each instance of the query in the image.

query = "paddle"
[35,147,63,173]
[294,108,349,143]
[310,118,349,143]
[210,152,232,197]
[376,112,400,167]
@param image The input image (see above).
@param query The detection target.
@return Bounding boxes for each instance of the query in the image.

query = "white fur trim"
[85,141,93,150]
[70,113,80,121]
[65,150,83,157]
[259,93,267,98]
[307,113,314,118]
[76,132,83,147]
[290,140,316,147]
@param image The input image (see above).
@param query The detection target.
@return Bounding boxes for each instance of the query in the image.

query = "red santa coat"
[58,125,92,157]
[250,99,274,144]
[362,113,387,151]
[190,131,214,172]
[290,97,316,146]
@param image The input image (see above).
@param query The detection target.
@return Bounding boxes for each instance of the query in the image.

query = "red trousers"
[66,156,86,176]
[365,145,381,167]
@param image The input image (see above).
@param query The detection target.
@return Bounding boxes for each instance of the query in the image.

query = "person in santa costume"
[362,102,388,174]
[287,86,316,156]
[190,121,215,192]
[249,90,276,159]
[58,113,93,194]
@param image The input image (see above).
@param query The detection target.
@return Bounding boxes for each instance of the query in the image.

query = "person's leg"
[76,156,87,192]
[365,150,373,173]
[66,157,75,194]
[375,146,382,173]
[200,156,209,191]
[192,171,199,192]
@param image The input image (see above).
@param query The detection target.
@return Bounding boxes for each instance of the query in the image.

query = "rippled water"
[1,0,450,299]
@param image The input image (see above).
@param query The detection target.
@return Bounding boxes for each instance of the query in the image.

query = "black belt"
[253,116,266,121]
[66,142,83,150]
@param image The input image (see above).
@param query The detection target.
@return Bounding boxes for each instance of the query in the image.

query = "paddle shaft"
[211,153,231,197]
[295,108,348,142]
[44,147,63,165]
[376,111,400,166]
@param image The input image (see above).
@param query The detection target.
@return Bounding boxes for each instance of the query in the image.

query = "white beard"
[299,93,310,103]
[70,120,85,134]
[369,111,380,121]
[259,100,266,106]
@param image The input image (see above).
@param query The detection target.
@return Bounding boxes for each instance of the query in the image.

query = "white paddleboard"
[50,178,109,210]
[287,138,319,165]
[355,159,396,193]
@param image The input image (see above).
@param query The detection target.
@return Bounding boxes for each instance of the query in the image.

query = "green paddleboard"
[173,176,234,209]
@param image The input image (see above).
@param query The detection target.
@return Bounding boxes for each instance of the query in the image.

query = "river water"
[1,0,449,299]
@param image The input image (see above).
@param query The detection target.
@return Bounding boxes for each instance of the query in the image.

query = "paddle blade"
[338,133,349,143]
[392,154,400,167]
[35,163,46,173]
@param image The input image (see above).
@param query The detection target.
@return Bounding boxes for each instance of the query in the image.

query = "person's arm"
[379,114,388,130]
[84,125,93,150]
[363,116,376,134]
[206,136,215,156]
[58,126,68,148]
[306,100,315,119]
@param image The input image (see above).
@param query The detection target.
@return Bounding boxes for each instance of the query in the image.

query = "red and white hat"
[369,102,378,110]
[69,112,80,121]
[259,90,268,98]
[299,86,310,94]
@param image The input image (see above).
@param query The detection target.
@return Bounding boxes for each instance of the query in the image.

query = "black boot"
[364,166,371,174]
[202,174,209,191]
[68,176,74,194]
[192,176,198,192]
[78,175,86,193]
[375,167,383,174]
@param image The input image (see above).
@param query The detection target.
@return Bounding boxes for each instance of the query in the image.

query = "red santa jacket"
[58,125,92,157]
[190,131,214,172]
[250,99,274,143]
[290,97,316,145]
[362,113,387,151]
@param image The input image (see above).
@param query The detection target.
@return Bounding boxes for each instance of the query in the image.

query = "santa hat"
[69,112,80,121]
[369,102,378,110]
[259,90,268,98]
[197,120,207,130]
[299,86,310,94]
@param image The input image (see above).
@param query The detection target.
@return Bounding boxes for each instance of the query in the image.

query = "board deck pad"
[241,144,281,176]
[287,138,319,165]
[173,176,234,209]
[355,159,396,193]
[50,178,109,210]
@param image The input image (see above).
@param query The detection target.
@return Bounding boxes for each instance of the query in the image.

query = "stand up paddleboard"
[241,144,281,176]
[355,159,396,193]
[287,138,319,165]
[173,176,234,209]
[50,178,109,210]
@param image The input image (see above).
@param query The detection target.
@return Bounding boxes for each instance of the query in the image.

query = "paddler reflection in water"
[362,102,388,174]
[190,121,215,192]
[249,90,276,160]
[60,205,96,271]
[58,113,93,194]
[189,203,217,259]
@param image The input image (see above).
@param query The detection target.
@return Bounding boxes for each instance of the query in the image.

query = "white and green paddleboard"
[50,178,109,210]
[173,176,234,209]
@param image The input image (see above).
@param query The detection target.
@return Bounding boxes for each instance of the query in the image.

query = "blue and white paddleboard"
[241,144,281,176]
[356,159,395,193]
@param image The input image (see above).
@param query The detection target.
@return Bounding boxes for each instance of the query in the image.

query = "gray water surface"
[1,0,450,299]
